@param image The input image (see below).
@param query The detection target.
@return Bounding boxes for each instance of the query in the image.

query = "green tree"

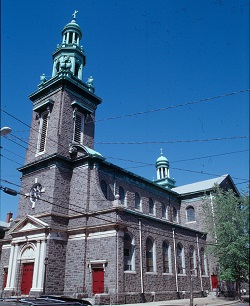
[203,186,249,298]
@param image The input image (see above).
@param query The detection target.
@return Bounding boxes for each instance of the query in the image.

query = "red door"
[3,269,8,289]
[211,274,219,289]
[92,268,104,294]
[21,263,34,295]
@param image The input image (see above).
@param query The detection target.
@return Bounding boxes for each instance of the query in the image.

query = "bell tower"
[52,11,86,80]
[17,12,102,218]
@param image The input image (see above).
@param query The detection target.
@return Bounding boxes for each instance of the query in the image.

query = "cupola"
[51,11,86,80]
[155,149,176,189]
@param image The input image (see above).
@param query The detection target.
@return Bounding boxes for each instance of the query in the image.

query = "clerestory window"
[162,241,171,273]
[135,192,141,210]
[119,186,125,205]
[149,198,155,215]
[146,237,155,272]
[186,206,195,222]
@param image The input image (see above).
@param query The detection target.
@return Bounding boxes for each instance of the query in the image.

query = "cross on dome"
[72,10,78,20]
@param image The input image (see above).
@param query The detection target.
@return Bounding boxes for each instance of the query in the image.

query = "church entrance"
[211,274,219,289]
[92,268,104,294]
[21,263,34,295]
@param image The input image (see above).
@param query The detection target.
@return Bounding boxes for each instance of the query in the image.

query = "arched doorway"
[19,244,35,295]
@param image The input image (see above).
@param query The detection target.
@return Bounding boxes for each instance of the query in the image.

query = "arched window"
[135,192,141,210]
[149,198,154,215]
[146,237,155,272]
[56,61,60,73]
[100,180,108,199]
[74,63,80,77]
[162,203,166,219]
[37,110,49,154]
[69,32,73,44]
[119,186,125,205]
[177,243,185,274]
[124,233,134,271]
[189,245,197,275]
[200,248,207,275]
[173,207,178,222]
[186,206,195,222]
[162,241,171,273]
[73,111,84,144]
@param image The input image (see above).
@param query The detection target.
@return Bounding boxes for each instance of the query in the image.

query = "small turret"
[154,149,175,189]
[51,11,86,80]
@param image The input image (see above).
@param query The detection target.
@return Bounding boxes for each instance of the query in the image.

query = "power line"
[2,134,249,183]
[95,89,250,122]
[96,136,249,145]
[106,149,249,166]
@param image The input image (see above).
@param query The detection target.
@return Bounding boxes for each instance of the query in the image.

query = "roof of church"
[172,174,229,195]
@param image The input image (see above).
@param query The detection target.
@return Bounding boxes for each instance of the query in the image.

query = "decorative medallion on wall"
[25,179,45,208]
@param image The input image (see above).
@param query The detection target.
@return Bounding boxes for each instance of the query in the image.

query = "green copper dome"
[156,150,169,167]
[62,11,82,40]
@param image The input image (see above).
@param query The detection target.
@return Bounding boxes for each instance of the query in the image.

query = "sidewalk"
[113,295,246,306]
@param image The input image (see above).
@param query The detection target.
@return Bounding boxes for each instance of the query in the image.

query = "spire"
[51,11,86,80]
[154,149,175,189]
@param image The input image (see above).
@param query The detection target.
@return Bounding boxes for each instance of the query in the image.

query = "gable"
[9,215,48,235]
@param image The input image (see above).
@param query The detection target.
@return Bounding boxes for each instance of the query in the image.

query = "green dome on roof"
[156,149,169,166]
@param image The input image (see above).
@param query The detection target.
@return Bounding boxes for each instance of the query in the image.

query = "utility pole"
[190,270,194,306]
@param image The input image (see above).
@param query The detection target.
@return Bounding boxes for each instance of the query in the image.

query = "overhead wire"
[95,89,250,122]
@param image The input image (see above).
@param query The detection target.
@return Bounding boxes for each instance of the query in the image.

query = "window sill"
[35,151,46,157]
[145,272,157,275]
[162,272,173,275]
[124,270,137,274]
[177,273,187,276]
[186,221,196,224]
[135,208,142,212]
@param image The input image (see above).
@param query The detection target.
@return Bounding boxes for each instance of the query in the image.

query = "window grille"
[74,112,84,144]
[38,112,48,153]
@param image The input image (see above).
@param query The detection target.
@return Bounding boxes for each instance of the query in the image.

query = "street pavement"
[0,295,249,306]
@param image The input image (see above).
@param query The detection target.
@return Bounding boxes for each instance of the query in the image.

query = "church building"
[0,13,213,305]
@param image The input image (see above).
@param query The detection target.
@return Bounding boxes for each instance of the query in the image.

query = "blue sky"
[0,0,249,221]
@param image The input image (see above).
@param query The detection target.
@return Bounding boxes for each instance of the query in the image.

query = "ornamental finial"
[72,10,78,20]
[160,148,163,155]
